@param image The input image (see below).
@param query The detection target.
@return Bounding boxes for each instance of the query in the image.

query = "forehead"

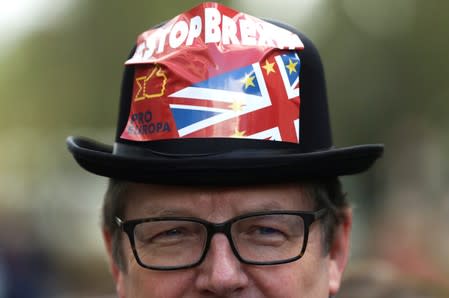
[123,182,315,220]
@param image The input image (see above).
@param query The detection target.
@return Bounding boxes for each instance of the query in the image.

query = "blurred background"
[0,0,448,297]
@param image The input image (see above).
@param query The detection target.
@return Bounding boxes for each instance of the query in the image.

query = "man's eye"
[161,229,183,237]
[246,225,287,238]
[152,228,186,241]
[240,225,288,246]
[255,226,282,235]
[136,228,186,244]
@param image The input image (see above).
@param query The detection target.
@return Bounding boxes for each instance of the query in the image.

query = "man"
[67,2,383,297]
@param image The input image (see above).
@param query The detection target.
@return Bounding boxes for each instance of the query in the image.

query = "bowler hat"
[66,2,383,185]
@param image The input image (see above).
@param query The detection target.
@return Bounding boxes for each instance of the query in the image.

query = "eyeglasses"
[116,209,327,271]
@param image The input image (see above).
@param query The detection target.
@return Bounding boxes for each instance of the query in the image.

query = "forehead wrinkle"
[124,184,222,219]
[130,206,201,219]
[241,201,285,212]
[229,184,313,211]
[124,183,314,220]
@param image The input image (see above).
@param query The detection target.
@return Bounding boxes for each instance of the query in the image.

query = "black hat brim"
[67,136,383,185]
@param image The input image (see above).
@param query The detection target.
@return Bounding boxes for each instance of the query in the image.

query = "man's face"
[104,183,351,298]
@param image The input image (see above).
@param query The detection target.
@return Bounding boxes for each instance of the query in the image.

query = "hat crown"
[113,14,332,154]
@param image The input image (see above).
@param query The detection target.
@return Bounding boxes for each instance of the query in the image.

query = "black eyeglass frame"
[116,208,327,271]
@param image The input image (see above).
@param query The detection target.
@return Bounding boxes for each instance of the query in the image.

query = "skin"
[103,183,352,298]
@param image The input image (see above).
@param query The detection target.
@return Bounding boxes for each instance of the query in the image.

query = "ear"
[102,228,126,298]
[328,208,352,296]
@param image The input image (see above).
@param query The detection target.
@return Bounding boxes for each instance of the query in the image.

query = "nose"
[195,234,249,295]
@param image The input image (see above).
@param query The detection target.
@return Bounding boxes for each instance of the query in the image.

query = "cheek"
[124,264,197,298]
[248,263,328,297]
[119,242,197,298]
[248,236,330,297]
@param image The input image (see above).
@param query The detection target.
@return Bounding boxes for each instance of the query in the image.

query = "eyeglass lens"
[132,214,306,268]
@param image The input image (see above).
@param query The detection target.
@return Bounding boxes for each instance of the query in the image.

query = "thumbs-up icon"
[134,65,168,101]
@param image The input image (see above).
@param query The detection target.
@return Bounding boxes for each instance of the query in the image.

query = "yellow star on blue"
[286,59,298,75]
[241,73,256,89]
